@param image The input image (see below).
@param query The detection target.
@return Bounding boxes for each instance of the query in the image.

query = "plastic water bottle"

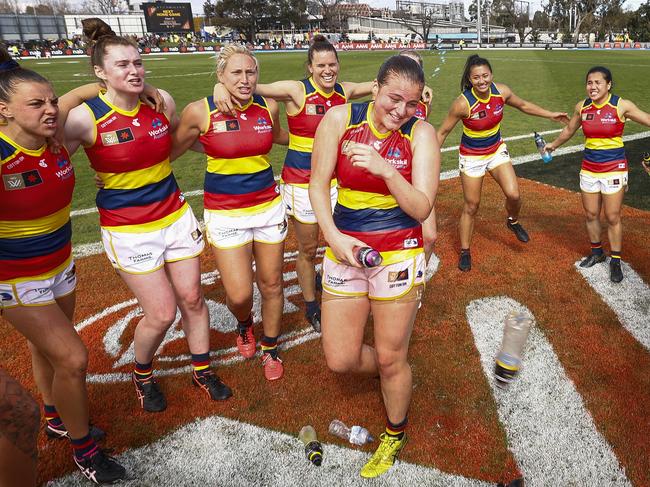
[328,419,374,445]
[298,425,323,466]
[355,247,383,268]
[494,311,534,388]
[534,132,552,163]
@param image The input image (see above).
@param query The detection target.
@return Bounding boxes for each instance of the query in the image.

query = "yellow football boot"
[359,432,408,478]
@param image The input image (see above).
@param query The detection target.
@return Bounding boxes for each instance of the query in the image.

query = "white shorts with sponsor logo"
[459,143,511,178]
[101,207,205,275]
[205,202,287,249]
[580,170,628,195]
[281,183,337,224]
[322,252,425,301]
[0,259,76,309]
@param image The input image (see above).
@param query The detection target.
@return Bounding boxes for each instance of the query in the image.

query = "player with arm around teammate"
[172,44,289,381]
[64,19,232,413]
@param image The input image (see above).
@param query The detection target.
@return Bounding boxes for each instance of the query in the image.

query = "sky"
[186,0,647,16]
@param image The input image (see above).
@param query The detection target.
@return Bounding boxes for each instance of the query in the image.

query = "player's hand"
[94,174,105,189]
[213,83,240,117]
[328,231,367,268]
[551,112,570,125]
[47,136,63,154]
[544,143,555,153]
[347,143,395,180]
[140,84,166,112]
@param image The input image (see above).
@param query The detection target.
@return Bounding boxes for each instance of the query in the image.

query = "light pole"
[477,0,482,47]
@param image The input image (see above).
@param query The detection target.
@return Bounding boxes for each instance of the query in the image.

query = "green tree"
[628,1,650,41]
[204,0,306,41]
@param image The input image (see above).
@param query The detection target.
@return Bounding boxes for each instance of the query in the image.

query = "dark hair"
[82,18,137,69]
[460,54,492,91]
[377,55,424,90]
[399,49,423,69]
[0,44,50,103]
[586,66,613,88]
[307,34,338,65]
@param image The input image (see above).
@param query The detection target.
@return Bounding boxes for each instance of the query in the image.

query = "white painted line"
[466,296,631,486]
[575,259,650,352]
[50,415,492,486]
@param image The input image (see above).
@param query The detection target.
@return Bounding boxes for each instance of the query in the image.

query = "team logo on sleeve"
[3,169,43,190]
[101,128,135,146]
[306,104,326,116]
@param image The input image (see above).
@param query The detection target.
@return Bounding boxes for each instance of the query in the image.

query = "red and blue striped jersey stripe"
[333,102,422,260]
[460,83,504,156]
[580,94,627,174]
[199,95,280,216]
[83,93,187,232]
[0,133,74,282]
[282,78,346,186]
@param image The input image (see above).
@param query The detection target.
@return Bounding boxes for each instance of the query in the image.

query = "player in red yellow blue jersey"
[437,55,569,272]
[65,19,232,417]
[310,55,440,478]
[173,45,289,381]
[212,35,382,334]
[546,66,650,283]
[0,48,126,484]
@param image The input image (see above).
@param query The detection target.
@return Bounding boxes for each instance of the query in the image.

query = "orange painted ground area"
[1,177,649,486]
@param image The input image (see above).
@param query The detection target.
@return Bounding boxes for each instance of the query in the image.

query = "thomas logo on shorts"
[191,228,203,242]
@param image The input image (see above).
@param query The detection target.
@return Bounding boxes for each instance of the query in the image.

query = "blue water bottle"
[534,132,552,163]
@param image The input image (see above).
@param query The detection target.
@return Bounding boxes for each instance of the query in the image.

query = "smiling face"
[308,50,339,92]
[217,53,258,106]
[94,44,145,95]
[586,71,611,104]
[0,81,58,140]
[468,64,494,95]
[371,74,422,133]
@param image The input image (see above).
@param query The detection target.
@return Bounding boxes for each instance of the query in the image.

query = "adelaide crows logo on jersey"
[306,104,326,116]
[101,127,135,146]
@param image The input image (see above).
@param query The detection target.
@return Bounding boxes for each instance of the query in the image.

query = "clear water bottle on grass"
[494,311,534,388]
[534,132,553,163]
[328,419,374,445]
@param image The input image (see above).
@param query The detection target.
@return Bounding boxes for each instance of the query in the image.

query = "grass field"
[25,49,650,246]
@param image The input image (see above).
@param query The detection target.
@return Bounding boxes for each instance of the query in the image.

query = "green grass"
[25,49,650,244]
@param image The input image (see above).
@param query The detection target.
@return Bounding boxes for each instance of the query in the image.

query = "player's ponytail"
[82,18,136,69]
[460,54,492,92]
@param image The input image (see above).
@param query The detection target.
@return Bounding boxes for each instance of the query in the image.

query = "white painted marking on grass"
[576,259,650,351]
[50,416,491,486]
[466,296,631,486]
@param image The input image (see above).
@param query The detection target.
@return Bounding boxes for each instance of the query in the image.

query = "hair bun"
[81,18,116,45]
[312,34,329,44]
